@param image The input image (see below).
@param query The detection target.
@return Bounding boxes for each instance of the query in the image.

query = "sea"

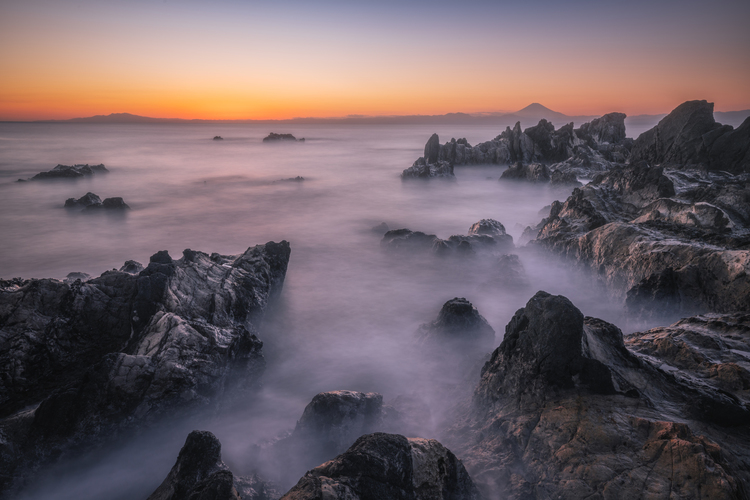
[0,122,658,499]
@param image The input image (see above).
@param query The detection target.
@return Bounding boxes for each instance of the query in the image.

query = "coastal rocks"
[424,133,440,164]
[381,223,514,257]
[466,219,514,250]
[452,291,749,498]
[488,254,529,288]
[119,260,145,274]
[630,100,750,173]
[263,133,304,142]
[213,136,223,140]
[499,162,550,183]
[23,163,108,181]
[281,433,481,500]
[416,298,495,351]
[64,192,101,208]
[0,241,290,494]
[402,156,455,179]
[147,430,240,500]
[534,162,750,314]
[575,112,627,148]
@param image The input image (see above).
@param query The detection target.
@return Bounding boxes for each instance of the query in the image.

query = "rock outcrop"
[451,291,750,499]
[64,192,102,208]
[499,162,550,183]
[631,100,750,173]
[416,298,494,351]
[281,433,481,500]
[263,133,304,142]
[401,157,455,179]
[64,193,130,211]
[533,161,750,315]
[0,241,290,494]
[381,223,514,257]
[22,163,108,181]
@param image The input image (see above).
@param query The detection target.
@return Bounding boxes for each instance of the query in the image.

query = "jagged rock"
[83,197,130,210]
[119,260,145,274]
[705,116,750,174]
[499,162,550,183]
[263,133,301,142]
[281,433,481,500]
[27,164,108,180]
[64,192,102,208]
[467,219,505,238]
[534,162,750,314]
[424,133,441,164]
[147,430,240,500]
[382,227,511,257]
[549,169,581,186]
[416,298,495,351]
[402,157,455,179]
[63,271,91,284]
[575,112,627,148]
[0,241,290,494]
[451,291,749,498]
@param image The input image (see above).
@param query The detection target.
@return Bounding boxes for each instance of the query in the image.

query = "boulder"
[147,431,240,500]
[64,192,102,208]
[281,433,481,500]
[83,197,130,210]
[416,298,495,351]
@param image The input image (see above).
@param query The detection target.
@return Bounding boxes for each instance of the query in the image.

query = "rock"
[549,169,581,186]
[147,430,240,500]
[424,133,441,164]
[63,271,91,283]
[64,192,102,208]
[575,112,627,148]
[119,260,145,274]
[279,176,305,182]
[416,298,495,351]
[83,197,130,210]
[0,241,291,494]
[467,219,505,238]
[28,164,108,180]
[382,227,510,257]
[213,136,224,140]
[381,229,441,253]
[402,157,455,179]
[490,254,529,288]
[371,222,389,235]
[451,291,749,498]
[280,433,481,500]
[499,162,550,183]
[263,133,300,142]
[706,116,750,174]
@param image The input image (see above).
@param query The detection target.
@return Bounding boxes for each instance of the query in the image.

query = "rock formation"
[64,192,102,208]
[213,136,224,140]
[263,133,304,142]
[381,223,514,257]
[281,433,481,500]
[21,163,109,181]
[401,157,455,179]
[630,100,750,173]
[451,291,750,499]
[65,193,130,211]
[416,298,494,351]
[499,162,550,183]
[0,241,290,495]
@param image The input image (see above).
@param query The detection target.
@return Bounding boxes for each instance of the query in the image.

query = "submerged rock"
[402,157,455,179]
[452,291,749,498]
[381,224,514,257]
[27,164,108,180]
[281,433,481,500]
[0,241,291,494]
[416,297,494,351]
[64,192,102,208]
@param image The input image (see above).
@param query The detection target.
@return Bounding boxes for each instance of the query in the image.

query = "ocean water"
[0,123,652,498]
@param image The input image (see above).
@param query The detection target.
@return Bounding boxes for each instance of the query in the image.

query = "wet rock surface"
[416,298,494,351]
[64,192,102,208]
[281,432,481,500]
[0,241,290,495]
[381,222,514,257]
[450,291,750,499]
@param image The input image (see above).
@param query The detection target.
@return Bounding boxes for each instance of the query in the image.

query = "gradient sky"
[1,0,749,120]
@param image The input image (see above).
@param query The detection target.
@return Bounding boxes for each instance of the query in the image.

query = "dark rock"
[490,254,528,288]
[83,197,130,210]
[424,133,441,164]
[0,241,291,494]
[64,192,102,208]
[147,430,240,500]
[416,298,494,351]
[402,157,455,179]
[381,229,441,253]
[63,271,91,283]
[263,133,300,142]
[119,260,144,274]
[499,162,550,183]
[549,169,581,186]
[29,164,108,180]
[575,112,627,148]
[706,116,750,174]
[281,433,481,500]
[213,136,224,140]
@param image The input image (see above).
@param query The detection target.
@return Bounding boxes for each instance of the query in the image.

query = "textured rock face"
[499,162,550,183]
[466,219,514,250]
[381,227,513,257]
[416,298,494,351]
[281,433,481,500]
[147,431,240,500]
[64,192,102,208]
[26,163,108,180]
[0,241,290,493]
[630,100,750,173]
[424,133,441,164]
[575,112,627,147]
[451,291,749,499]
[534,162,750,315]
[401,157,455,179]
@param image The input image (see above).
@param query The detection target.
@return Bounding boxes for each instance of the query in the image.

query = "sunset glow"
[1,0,749,121]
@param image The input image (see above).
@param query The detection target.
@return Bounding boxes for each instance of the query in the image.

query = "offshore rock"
[64,192,102,208]
[27,163,108,180]
[424,133,441,164]
[382,226,513,257]
[466,219,514,251]
[147,430,240,500]
[416,298,494,351]
[281,433,481,500]
[0,241,290,494]
[402,156,455,179]
[263,133,302,142]
[451,291,749,499]
[83,196,130,210]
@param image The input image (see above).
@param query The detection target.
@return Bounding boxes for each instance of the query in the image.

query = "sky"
[1,0,749,121]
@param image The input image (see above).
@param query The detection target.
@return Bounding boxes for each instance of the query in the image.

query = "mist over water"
[1,123,664,499]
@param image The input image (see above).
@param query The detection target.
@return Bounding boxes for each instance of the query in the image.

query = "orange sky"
[1,0,749,121]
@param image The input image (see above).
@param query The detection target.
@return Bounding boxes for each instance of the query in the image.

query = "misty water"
[0,122,661,499]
